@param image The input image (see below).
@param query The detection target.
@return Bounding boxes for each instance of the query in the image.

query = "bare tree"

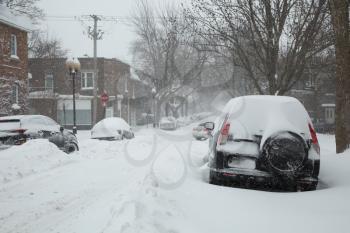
[329,0,350,153]
[1,0,44,22]
[130,0,207,121]
[28,30,68,58]
[184,0,332,95]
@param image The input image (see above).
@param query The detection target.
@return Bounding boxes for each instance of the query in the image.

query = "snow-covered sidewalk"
[0,129,349,233]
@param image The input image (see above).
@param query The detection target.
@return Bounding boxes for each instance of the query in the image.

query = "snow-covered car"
[91,117,134,140]
[206,95,320,191]
[0,115,79,153]
[192,123,210,140]
[159,116,177,130]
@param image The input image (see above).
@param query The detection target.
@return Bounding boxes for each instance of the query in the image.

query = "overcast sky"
[38,0,186,64]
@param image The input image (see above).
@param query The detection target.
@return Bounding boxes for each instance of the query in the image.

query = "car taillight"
[11,129,27,134]
[308,123,320,154]
[218,122,230,145]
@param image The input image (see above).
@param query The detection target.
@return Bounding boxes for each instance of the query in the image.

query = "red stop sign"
[100,92,109,106]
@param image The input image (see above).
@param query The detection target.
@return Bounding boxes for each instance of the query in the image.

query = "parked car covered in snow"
[192,123,211,140]
[206,96,320,191]
[0,115,79,153]
[91,117,134,140]
[159,116,177,130]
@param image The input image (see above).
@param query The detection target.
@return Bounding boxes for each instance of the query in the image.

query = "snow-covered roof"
[130,68,141,81]
[0,4,33,32]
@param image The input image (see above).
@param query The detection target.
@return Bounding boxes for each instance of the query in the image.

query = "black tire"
[262,132,307,177]
[65,142,79,154]
[209,170,222,185]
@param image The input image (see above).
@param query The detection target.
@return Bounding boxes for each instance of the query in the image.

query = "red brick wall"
[0,22,28,116]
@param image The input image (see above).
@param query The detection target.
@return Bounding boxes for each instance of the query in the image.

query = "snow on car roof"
[91,117,131,139]
[0,115,47,120]
[223,95,299,112]
[92,117,131,131]
[219,95,312,146]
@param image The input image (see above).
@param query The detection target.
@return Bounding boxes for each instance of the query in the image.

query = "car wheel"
[209,170,222,185]
[65,142,79,154]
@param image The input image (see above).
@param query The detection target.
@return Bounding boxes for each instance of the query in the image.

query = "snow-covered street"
[0,126,349,233]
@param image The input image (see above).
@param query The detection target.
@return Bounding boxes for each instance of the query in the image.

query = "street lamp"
[151,87,156,128]
[65,57,81,134]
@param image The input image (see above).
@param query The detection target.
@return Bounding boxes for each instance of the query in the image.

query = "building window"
[10,34,17,57]
[305,76,315,89]
[12,83,19,103]
[81,72,94,89]
[45,74,54,90]
[325,107,335,124]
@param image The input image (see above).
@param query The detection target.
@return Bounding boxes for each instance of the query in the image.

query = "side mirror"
[204,122,215,131]
[59,126,64,133]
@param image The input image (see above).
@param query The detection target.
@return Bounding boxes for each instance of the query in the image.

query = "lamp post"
[117,94,123,117]
[65,57,81,134]
[151,87,156,128]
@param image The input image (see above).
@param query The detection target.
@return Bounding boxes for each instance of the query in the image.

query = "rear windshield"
[0,119,21,131]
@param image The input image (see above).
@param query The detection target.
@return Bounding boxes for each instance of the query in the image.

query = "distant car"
[192,123,210,140]
[206,96,320,191]
[159,116,177,130]
[0,115,79,153]
[176,117,189,128]
[91,117,134,140]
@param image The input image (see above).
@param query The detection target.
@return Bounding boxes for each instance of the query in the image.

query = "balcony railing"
[28,87,58,99]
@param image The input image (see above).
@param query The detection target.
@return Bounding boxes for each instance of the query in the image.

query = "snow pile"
[0,129,349,233]
[99,174,188,233]
[0,139,74,183]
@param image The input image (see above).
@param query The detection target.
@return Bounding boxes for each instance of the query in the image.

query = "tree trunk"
[329,0,350,153]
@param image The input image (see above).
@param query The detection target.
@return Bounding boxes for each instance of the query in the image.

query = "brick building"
[0,5,32,116]
[28,57,148,129]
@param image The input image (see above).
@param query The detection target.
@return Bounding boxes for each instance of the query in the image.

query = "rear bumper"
[210,167,318,188]
[193,133,209,139]
[0,134,27,146]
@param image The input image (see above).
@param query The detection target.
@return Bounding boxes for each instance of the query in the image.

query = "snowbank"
[0,130,349,233]
[0,139,74,184]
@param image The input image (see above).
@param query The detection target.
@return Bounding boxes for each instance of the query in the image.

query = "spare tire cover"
[262,132,307,176]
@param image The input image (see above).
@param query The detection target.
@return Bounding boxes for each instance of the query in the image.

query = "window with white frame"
[81,72,94,89]
[10,34,17,57]
[45,74,54,90]
[12,83,19,103]
[325,107,335,124]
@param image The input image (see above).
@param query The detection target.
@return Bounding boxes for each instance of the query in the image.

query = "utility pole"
[89,15,102,125]
[79,14,117,124]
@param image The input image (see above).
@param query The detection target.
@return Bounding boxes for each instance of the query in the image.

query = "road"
[0,127,349,233]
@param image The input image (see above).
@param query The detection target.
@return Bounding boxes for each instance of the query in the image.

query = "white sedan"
[91,117,134,140]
